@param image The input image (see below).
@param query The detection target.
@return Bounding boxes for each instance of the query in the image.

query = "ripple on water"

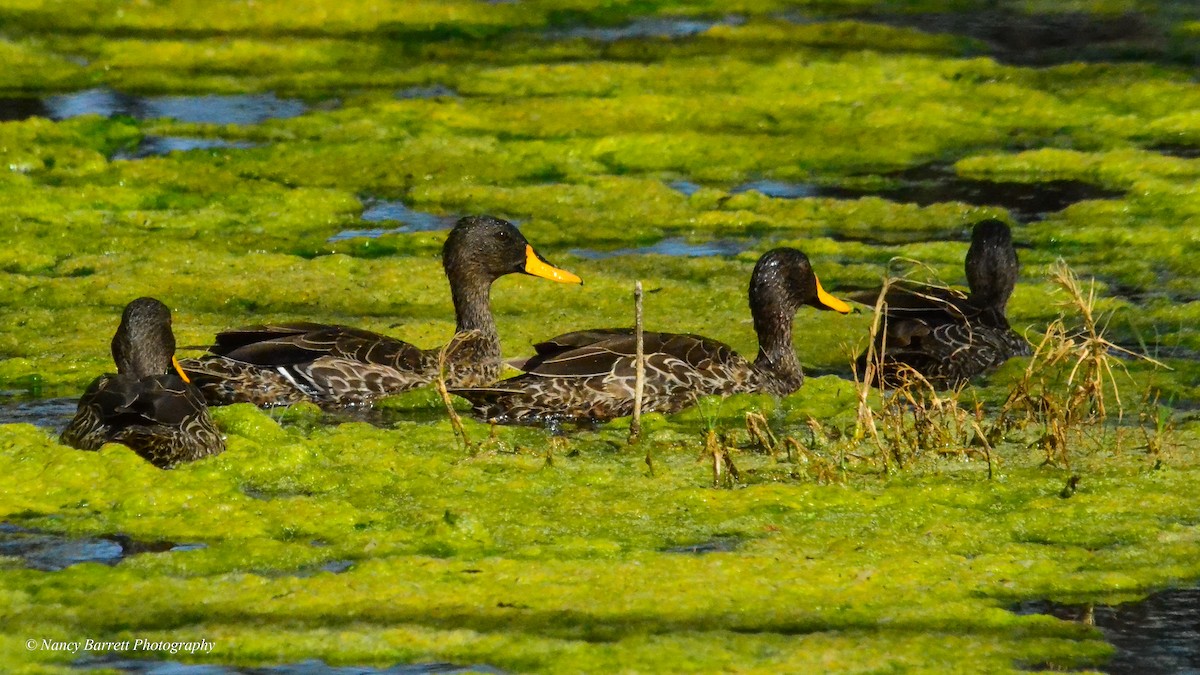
[328,200,458,242]
[0,397,78,432]
[73,656,511,674]
[569,237,749,259]
[1014,588,1200,673]
[0,88,311,125]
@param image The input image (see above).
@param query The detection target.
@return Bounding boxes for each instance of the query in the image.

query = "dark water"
[570,237,747,259]
[782,7,1193,66]
[1014,587,1200,674]
[0,88,308,125]
[720,165,1123,223]
[111,136,258,160]
[543,15,744,42]
[74,656,509,675]
[328,200,458,242]
[0,397,78,432]
[0,523,205,572]
[1148,144,1200,159]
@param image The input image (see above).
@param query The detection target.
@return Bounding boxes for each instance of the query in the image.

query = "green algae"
[2,0,1200,672]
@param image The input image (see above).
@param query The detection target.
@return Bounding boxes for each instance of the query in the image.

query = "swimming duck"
[181,215,582,407]
[61,297,225,469]
[453,248,852,425]
[853,219,1030,388]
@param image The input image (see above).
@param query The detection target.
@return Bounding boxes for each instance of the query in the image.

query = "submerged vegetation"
[1,0,1198,672]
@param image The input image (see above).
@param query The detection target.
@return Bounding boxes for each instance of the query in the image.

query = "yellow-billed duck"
[453,247,852,425]
[61,297,224,469]
[853,219,1031,388]
[181,215,582,407]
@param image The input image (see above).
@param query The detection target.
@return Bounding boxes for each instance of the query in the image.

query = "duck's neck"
[450,273,500,353]
[752,308,804,393]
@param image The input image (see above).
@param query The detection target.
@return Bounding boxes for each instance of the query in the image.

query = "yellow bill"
[172,356,192,383]
[523,245,583,285]
[814,275,853,314]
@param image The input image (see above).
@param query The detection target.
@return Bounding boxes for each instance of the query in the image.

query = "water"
[667,179,704,196]
[1148,143,1200,159]
[0,523,205,572]
[328,200,458,242]
[0,397,78,432]
[74,656,510,674]
[663,536,742,554]
[0,88,309,125]
[111,136,258,160]
[731,179,820,199]
[394,84,457,100]
[720,165,1124,223]
[786,8,1176,66]
[543,15,744,42]
[570,237,748,259]
[1014,587,1200,673]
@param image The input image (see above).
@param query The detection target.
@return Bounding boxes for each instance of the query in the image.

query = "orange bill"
[172,356,192,383]
[523,245,583,285]
[814,275,853,314]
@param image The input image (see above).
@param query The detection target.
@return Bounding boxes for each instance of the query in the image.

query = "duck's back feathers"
[457,330,761,424]
[856,220,1030,388]
[182,325,505,407]
[61,373,224,469]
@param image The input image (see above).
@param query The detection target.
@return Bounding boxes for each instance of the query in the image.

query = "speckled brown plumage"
[181,215,581,407]
[453,248,852,425]
[853,219,1031,388]
[61,297,224,469]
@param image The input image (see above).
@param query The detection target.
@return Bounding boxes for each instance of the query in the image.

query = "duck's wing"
[208,323,426,370]
[510,330,738,378]
[60,374,223,462]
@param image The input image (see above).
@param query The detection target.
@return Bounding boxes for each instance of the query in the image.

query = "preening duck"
[181,215,582,407]
[853,219,1031,388]
[61,297,224,469]
[453,248,852,425]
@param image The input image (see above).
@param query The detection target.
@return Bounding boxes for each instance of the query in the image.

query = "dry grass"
[997,260,1167,468]
[851,257,982,473]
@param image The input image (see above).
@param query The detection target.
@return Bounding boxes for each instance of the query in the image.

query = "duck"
[181,215,582,407]
[852,218,1031,388]
[61,297,225,469]
[453,248,852,425]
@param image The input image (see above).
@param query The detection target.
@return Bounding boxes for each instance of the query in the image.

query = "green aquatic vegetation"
[2,0,1200,671]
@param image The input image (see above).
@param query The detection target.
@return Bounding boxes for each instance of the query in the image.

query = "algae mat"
[1,1,1199,672]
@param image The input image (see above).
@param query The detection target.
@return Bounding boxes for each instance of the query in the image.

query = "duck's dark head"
[111,297,190,381]
[442,215,581,287]
[749,248,852,318]
[965,219,1019,311]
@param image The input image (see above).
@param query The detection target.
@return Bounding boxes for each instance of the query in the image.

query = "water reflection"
[543,15,744,42]
[570,237,748,259]
[111,136,258,160]
[0,88,310,125]
[0,523,205,572]
[328,200,458,242]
